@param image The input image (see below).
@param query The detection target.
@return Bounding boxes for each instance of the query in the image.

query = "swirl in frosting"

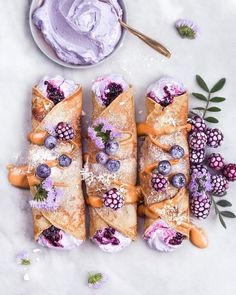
[32,0,123,65]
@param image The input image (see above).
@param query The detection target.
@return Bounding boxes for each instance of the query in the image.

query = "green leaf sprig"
[211,194,236,229]
[34,183,48,202]
[191,75,226,123]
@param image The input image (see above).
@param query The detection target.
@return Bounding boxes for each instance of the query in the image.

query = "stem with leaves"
[191,75,226,123]
[210,194,236,229]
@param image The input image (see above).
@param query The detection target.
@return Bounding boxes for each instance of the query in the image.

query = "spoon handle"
[120,20,171,58]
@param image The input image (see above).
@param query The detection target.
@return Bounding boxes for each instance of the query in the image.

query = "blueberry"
[157,160,172,175]
[171,173,186,188]
[106,159,120,172]
[58,154,72,167]
[105,140,119,155]
[96,151,109,165]
[36,164,51,179]
[170,145,185,159]
[44,135,57,150]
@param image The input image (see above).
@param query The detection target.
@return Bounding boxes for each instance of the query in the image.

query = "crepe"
[138,78,208,250]
[84,75,139,252]
[8,76,85,249]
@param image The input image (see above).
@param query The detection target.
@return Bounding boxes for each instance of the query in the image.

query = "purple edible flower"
[29,177,63,211]
[16,251,31,265]
[175,19,200,39]
[189,170,212,198]
[88,272,108,289]
[88,118,121,149]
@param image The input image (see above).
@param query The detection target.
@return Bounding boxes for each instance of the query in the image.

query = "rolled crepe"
[9,76,85,250]
[138,77,208,251]
[84,74,138,253]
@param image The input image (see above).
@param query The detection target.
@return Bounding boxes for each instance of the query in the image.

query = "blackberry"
[103,188,124,210]
[208,153,224,171]
[189,149,205,164]
[223,163,236,182]
[190,194,211,219]
[42,226,62,247]
[151,173,168,192]
[103,83,123,106]
[206,128,224,148]
[211,175,229,196]
[189,131,207,150]
[55,122,75,140]
[44,81,65,105]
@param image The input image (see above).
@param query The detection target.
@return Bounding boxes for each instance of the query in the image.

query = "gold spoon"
[119,20,171,58]
[100,0,171,58]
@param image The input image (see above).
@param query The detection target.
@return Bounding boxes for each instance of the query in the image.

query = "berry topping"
[168,232,185,246]
[44,135,57,150]
[96,151,109,165]
[103,188,124,210]
[189,131,207,150]
[190,194,211,219]
[58,154,72,167]
[55,122,75,140]
[206,128,224,148]
[42,225,62,247]
[44,81,65,105]
[151,173,168,192]
[223,163,236,182]
[171,173,186,188]
[169,145,185,159]
[103,82,123,106]
[93,227,120,246]
[36,164,51,179]
[188,115,206,132]
[105,140,119,155]
[208,153,225,171]
[157,160,172,175]
[189,149,205,164]
[211,175,229,196]
[106,159,120,172]
[190,164,208,175]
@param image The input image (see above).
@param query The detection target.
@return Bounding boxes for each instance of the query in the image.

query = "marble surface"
[1,0,236,294]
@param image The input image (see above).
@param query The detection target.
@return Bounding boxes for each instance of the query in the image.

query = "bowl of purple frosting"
[29,0,126,68]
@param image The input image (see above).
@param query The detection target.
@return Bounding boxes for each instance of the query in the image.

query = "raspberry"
[151,173,168,192]
[189,132,207,150]
[211,175,229,196]
[208,153,224,171]
[190,194,211,219]
[103,188,124,210]
[206,128,224,148]
[223,163,236,182]
[188,115,206,132]
[55,122,75,140]
[189,149,205,164]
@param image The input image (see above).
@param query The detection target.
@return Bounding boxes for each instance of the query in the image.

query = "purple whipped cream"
[93,226,131,253]
[32,0,123,65]
[38,225,83,250]
[143,219,185,252]
[92,74,129,106]
[146,77,186,107]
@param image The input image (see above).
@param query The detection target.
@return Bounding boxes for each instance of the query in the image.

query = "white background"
[1,0,236,294]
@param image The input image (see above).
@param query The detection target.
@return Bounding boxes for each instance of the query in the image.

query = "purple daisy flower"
[189,170,212,198]
[175,19,200,39]
[88,272,108,289]
[16,251,31,265]
[29,177,63,211]
[88,118,121,149]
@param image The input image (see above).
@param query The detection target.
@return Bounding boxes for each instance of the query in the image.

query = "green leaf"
[210,78,226,93]
[192,92,208,101]
[204,117,219,123]
[196,75,209,92]
[192,107,205,111]
[216,200,232,207]
[210,97,226,103]
[220,211,236,218]
[190,111,198,116]
[219,214,227,229]
[207,107,221,112]
[21,259,31,266]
